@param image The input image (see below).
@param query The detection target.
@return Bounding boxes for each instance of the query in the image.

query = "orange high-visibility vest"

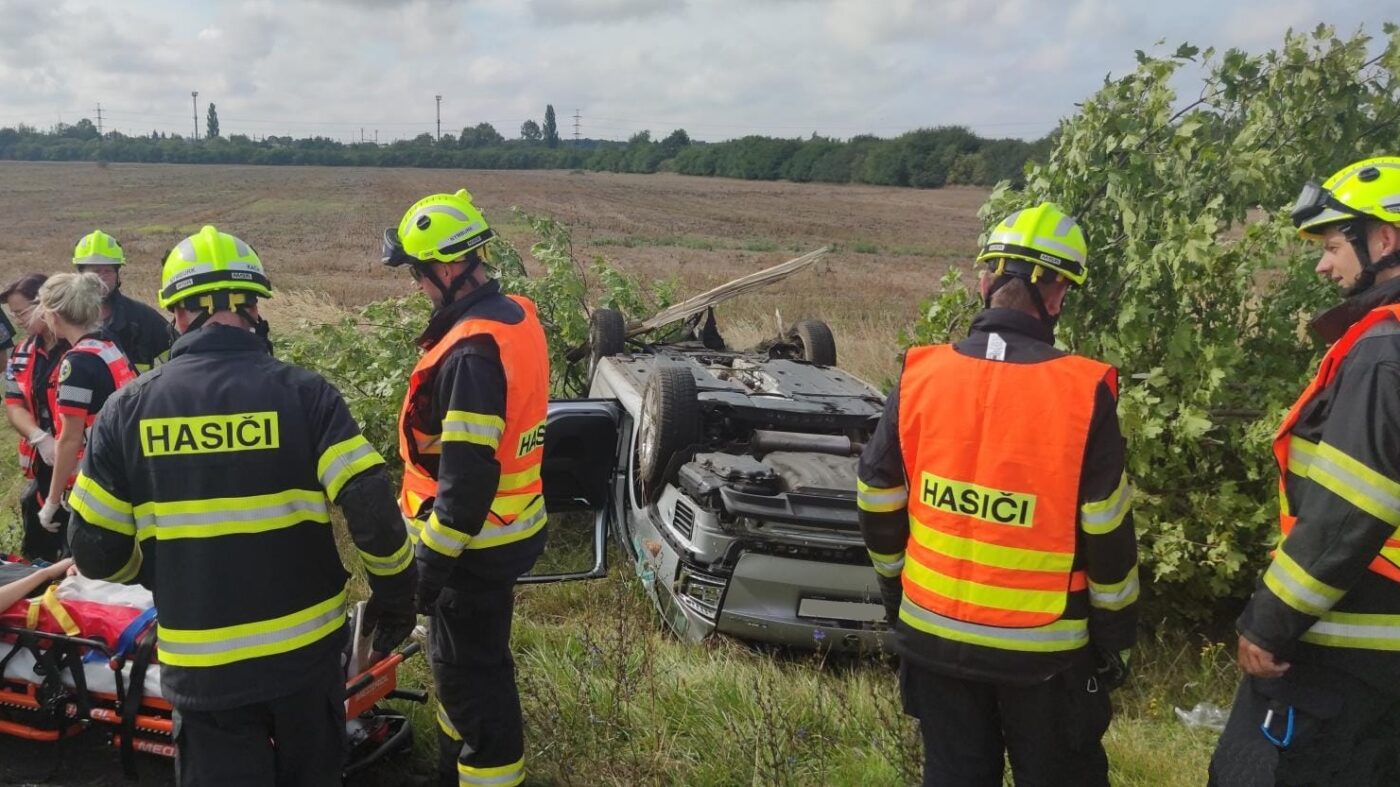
[897,344,1113,628]
[397,295,550,551]
[1274,303,1400,583]
[47,336,137,486]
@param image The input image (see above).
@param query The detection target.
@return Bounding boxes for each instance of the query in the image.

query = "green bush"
[910,25,1400,618]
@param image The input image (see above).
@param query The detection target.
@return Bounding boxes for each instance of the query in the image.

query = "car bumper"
[712,552,894,652]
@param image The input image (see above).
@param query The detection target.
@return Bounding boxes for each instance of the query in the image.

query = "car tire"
[588,308,627,382]
[637,363,700,488]
[789,319,837,366]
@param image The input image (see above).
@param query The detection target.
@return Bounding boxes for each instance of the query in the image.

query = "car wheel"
[788,319,837,366]
[637,363,699,487]
[588,308,627,383]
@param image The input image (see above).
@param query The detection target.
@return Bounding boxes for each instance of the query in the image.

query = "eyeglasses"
[407,266,424,282]
[12,303,37,322]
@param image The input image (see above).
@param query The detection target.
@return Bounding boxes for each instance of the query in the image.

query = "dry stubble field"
[0,161,989,385]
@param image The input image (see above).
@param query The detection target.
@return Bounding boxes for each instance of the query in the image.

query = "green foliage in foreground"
[911,24,1400,620]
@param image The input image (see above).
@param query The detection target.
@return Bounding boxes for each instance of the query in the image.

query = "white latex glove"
[27,428,55,466]
[39,498,62,532]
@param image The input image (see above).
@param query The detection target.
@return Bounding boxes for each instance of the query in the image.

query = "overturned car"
[538,306,894,653]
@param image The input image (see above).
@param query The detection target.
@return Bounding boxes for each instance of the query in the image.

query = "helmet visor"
[1291,180,1366,229]
[381,227,415,267]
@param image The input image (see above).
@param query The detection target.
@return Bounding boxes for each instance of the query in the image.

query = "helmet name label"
[919,472,1036,527]
[140,411,281,457]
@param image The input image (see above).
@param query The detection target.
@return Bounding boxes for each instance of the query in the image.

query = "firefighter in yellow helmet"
[1209,157,1400,786]
[69,226,417,786]
[71,230,172,372]
[858,204,1138,786]
[382,189,549,787]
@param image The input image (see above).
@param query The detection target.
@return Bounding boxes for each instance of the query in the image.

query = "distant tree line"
[0,111,1049,189]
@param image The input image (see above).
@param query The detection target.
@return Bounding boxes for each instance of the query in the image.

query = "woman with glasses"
[2,273,68,560]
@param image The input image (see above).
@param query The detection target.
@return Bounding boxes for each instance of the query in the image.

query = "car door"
[518,399,623,584]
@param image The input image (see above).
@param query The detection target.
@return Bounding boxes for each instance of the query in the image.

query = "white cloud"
[528,0,685,25]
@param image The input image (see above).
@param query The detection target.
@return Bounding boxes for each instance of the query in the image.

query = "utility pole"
[435,95,443,141]
[573,109,581,145]
[374,130,379,145]
[191,91,199,139]
[94,103,104,137]
[360,127,364,144]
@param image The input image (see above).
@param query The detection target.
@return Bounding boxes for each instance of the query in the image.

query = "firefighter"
[71,229,173,372]
[381,189,549,787]
[34,272,137,543]
[2,273,69,560]
[67,226,417,786]
[858,204,1139,786]
[1208,157,1400,786]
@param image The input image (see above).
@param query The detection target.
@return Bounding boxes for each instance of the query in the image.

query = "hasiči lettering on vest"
[920,472,1037,527]
[140,411,281,457]
[516,421,546,458]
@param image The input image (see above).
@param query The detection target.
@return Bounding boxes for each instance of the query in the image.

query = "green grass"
[347,556,1239,786]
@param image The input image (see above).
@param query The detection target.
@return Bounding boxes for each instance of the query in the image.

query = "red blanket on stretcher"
[1,585,146,657]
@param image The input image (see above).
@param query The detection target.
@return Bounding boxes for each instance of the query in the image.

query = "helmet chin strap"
[176,293,274,353]
[417,254,484,312]
[1343,220,1400,297]
[984,272,1058,329]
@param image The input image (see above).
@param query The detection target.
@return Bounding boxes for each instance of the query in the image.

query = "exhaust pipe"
[751,429,862,457]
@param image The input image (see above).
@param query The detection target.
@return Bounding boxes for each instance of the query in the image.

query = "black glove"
[415,546,454,616]
[1094,646,1132,692]
[877,574,903,625]
[364,562,418,658]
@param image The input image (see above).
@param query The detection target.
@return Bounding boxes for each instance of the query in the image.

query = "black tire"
[789,319,837,366]
[637,363,700,488]
[588,308,627,382]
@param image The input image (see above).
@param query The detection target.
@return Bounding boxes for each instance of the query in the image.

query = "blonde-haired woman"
[36,272,137,535]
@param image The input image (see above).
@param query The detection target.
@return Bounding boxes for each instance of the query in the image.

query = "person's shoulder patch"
[58,358,72,383]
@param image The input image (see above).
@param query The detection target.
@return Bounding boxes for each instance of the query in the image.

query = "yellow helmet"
[73,230,125,267]
[975,203,1088,286]
[1292,156,1400,239]
[381,188,495,268]
[158,226,272,310]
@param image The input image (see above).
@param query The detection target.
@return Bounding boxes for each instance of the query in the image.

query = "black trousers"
[1208,663,1400,787]
[431,577,525,787]
[20,472,67,562]
[901,659,1112,787]
[172,669,346,787]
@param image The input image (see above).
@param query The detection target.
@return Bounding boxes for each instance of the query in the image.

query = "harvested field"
[0,162,989,385]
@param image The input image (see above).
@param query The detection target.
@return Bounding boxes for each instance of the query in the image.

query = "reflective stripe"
[358,535,413,577]
[989,230,1025,246]
[459,758,525,787]
[469,498,546,550]
[1301,610,1400,651]
[1081,474,1132,535]
[1263,549,1344,617]
[498,464,541,491]
[441,410,504,449]
[1053,214,1076,237]
[857,479,908,513]
[867,549,905,578]
[105,542,144,584]
[903,553,1069,615]
[74,338,126,366]
[317,436,385,501]
[1287,435,1317,477]
[133,489,330,541]
[911,518,1074,573]
[158,589,347,668]
[987,230,1085,263]
[410,204,470,224]
[70,472,136,535]
[57,385,92,405]
[4,380,21,396]
[1089,566,1140,611]
[437,704,462,741]
[898,597,1088,652]
[1307,442,1400,528]
[72,253,121,265]
[420,511,472,557]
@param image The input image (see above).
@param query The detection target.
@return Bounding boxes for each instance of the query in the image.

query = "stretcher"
[0,570,424,779]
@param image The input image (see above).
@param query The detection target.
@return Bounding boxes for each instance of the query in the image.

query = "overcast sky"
[0,0,1383,143]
